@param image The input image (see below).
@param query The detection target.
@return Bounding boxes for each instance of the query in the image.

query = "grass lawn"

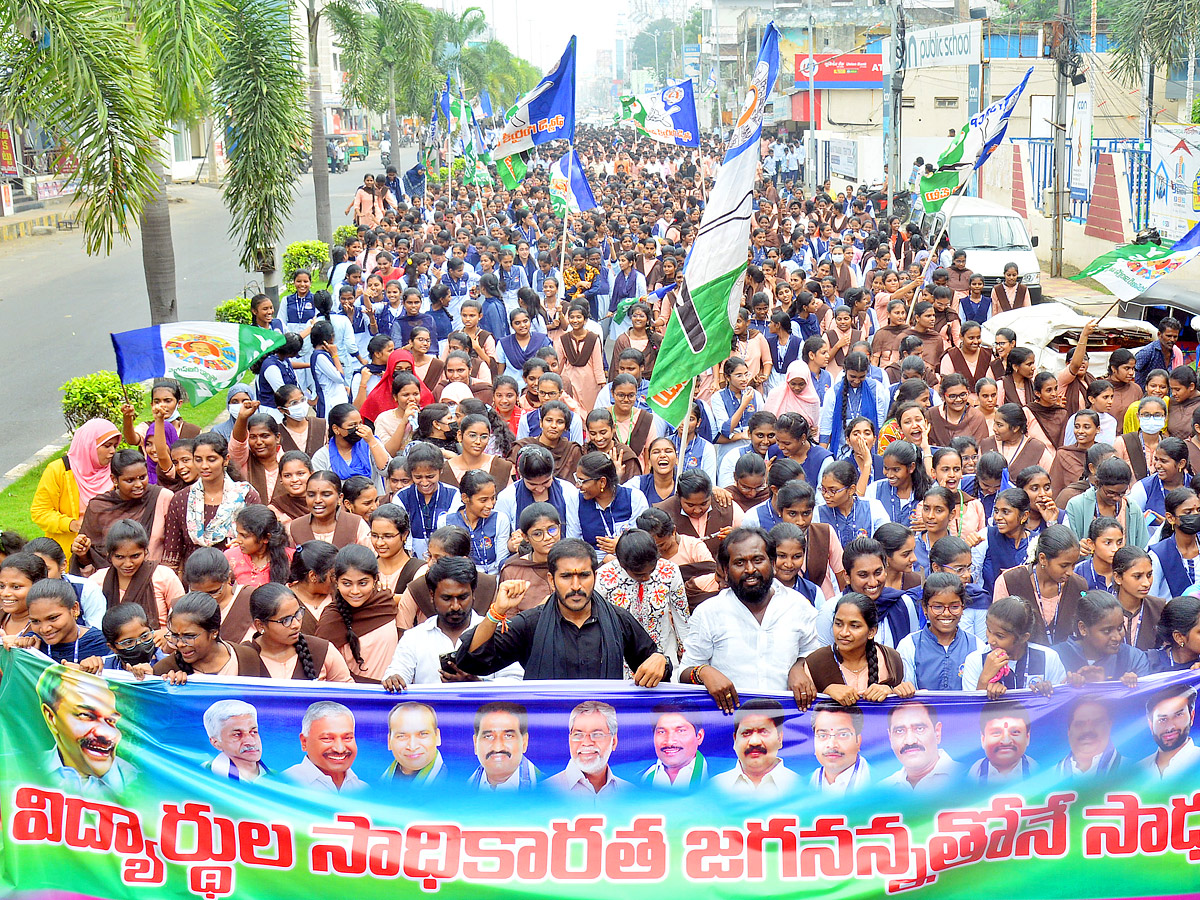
[0,390,234,540]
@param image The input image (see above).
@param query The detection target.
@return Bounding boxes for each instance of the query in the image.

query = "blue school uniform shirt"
[441,510,507,575]
[897,626,984,691]
[36,625,110,664]
[1052,637,1151,679]
[398,483,460,559]
[1074,558,1113,592]
[578,486,648,562]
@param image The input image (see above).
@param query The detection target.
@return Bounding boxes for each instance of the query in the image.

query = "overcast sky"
[435,0,622,76]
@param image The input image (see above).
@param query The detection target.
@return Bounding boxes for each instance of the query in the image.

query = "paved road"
[0,147,416,474]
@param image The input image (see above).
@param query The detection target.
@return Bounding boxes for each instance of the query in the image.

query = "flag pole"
[907,186,963,324]
[695,149,707,204]
[675,376,697,478]
[559,144,573,278]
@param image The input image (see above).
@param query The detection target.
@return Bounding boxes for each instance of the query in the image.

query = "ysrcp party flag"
[648,24,780,427]
[1074,221,1200,300]
[111,322,284,403]
[704,65,718,98]
[549,148,598,217]
[919,66,1033,214]
[497,152,528,190]
[616,80,700,147]
[494,37,576,157]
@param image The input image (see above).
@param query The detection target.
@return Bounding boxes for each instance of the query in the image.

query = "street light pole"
[653,30,661,83]
[807,0,817,193]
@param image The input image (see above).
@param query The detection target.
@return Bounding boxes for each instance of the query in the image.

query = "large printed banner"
[1,647,1200,900]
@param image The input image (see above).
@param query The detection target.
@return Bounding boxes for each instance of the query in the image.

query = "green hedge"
[282,240,330,280]
[61,372,146,433]
[214,296,252,324]
[333,225,359,245]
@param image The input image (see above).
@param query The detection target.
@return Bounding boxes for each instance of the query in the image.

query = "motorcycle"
[381,150,391,167]
[296,149,312,174]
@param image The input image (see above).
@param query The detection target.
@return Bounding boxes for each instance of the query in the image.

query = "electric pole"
[807,0,817,193]
[1050,0,1073,278]
[887,0,905,211]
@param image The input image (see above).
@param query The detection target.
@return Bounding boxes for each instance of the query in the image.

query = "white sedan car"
[981,301,1155,379]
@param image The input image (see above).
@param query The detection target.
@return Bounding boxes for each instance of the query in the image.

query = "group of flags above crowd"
[111,23,1055,422]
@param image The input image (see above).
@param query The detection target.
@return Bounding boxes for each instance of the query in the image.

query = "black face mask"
[342,429,363,445]
[1177,513,1200,535]
[115,637,158,666]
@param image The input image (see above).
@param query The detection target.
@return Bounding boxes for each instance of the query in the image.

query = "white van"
[921,198,1043,303]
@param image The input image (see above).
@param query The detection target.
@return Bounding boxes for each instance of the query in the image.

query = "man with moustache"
[1056,695,1123,777]
[383,558,522,690]
[809,702,871,794]
[203,699,269,782]
[283,701,365,793]
[640,704,708,789]
[678,528,821,715]
[456,539,671,684]
[712,698,798,795]
[1140,684,1199,779]
[382,702,447,784]
[38,665,137,799]
[468,701,541,791]
[546,700,627,797]
[968,701,1037,783]
[880,700,960,791]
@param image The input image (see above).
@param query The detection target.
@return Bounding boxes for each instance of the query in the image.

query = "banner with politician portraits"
[1,646,1199,900]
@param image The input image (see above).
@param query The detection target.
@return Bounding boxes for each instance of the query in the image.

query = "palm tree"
[216,0,308,293]
[0,1,159,260]
[301,0,334,249]
[1109,0,1200,86]
[2,0,309,322]
[431,5,488,85]
[327,0,431,161]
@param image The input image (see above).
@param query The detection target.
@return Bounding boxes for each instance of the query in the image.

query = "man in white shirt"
[203,699,269,782]
[967,701,1037,784]
[1140,684,1200,779]
[383,557,522,689]
[283,701,365,793]
[546,700,628,798]
[809,703,872,794]
[712,699,798,796]
[640,706,708,790]
[880,700,960,791]
[468,701,541,791]
[678,527,821,712]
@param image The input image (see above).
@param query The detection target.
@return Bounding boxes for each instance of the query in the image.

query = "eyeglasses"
[113,631,153,650]
[820,485,848,496]
[939,563,972,577]
[569,730,611,743]
[928,603,965,614]
[574,475,598,487]
[268,612,304,627]
[528,526,560,541]
[165,630,202,646]
[814,729,856,742]
[370,531,401,541]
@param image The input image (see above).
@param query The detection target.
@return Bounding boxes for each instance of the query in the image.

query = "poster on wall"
[1068,92,1092,203]
[1150,122,1200,241]
[2,647,1200,900]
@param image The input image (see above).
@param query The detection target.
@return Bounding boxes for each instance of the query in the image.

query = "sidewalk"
[1042,275,1115,316]
[0,195,76,243]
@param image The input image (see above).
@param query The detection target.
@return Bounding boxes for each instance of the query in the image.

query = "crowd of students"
[7,126,1200,718]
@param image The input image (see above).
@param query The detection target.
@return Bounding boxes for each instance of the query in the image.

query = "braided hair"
[332,544,379,670]
[830,592,881,686]
[249,583,318,680]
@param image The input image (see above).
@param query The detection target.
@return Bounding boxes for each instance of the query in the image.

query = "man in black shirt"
[456,539,671,683]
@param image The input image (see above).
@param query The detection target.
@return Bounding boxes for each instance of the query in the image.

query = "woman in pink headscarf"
[765,361,820,431]
[31,418,121,556]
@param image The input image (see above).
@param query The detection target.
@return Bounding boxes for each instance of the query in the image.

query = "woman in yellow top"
[31,419,121,556]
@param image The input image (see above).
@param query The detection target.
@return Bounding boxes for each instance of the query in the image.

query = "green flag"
[647,25,780,428]
[498,153,527,190]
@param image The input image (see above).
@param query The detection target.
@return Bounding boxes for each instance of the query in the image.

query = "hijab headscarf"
[68,419,120,508]
[360,348,433,423]
[766,361,821,429]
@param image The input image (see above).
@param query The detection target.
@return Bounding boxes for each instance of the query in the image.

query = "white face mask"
[227,403,242,420]
[1140,415,1166,435]
[285,402,310,421]
[831,254,844,264]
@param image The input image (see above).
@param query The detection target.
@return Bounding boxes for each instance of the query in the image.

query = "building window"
[901,97,915,108]
[935,97,959,108]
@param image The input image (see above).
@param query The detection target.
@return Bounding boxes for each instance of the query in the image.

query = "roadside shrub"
[214,297,252,324]
[61,373,146,434]
[282,240,331,280]
[333,224,358,245]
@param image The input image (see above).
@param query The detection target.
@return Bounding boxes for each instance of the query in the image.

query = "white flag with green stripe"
[647,24,780,427]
